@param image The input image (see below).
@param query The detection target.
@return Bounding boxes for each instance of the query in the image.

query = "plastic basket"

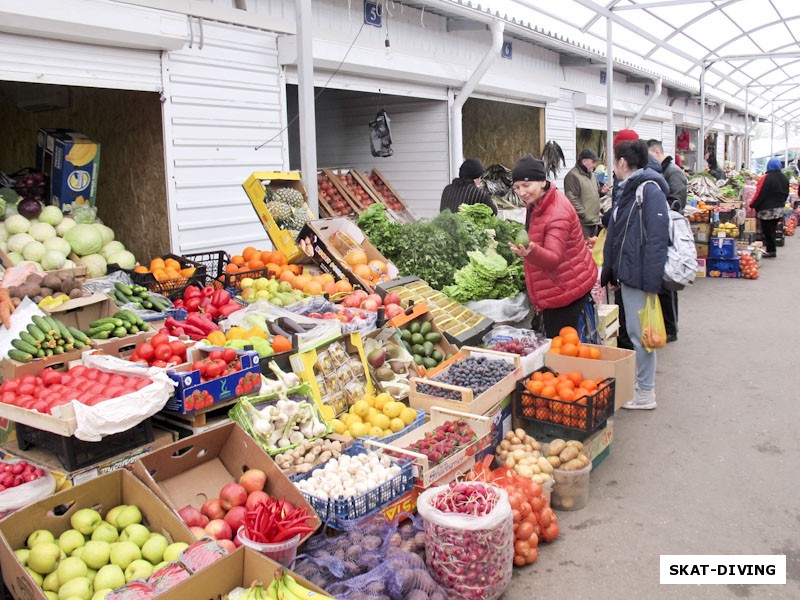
[213,265,272,291]
[293,440,414,529]
[122,254,207,299]
[366,409,426,445]
[183,251,229,286]
[515,368,615,436]
[235,527,300,567]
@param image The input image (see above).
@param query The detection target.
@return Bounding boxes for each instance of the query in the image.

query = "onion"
[18,198,43,219]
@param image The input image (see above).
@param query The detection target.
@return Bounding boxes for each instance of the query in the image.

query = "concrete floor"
[507,239,800,599]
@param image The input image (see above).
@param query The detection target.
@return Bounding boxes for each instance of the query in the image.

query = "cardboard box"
[386,302,460,377]
[409,347,521,415]
[165,346,261,414]
[2,426,175,491]
[242,171,310,264]
[696,258,707,278]
[745,217,757,233]
[35,128,69,173]
[707,258,740,278]
[373,487,420,523]
[93,330,152,359]
[44,292,116,331]
[595,304,619,330]
[709,237,737,259]
[296,218,398,291]
[132,423,321,542]
[582,418,613,470]
[695,242,709,258]
[37,130,101,214]
[477,395,512,461]
[158,547,326,600]
[0,346,85,381]
[545,345,635,409]
[0,470,193,600]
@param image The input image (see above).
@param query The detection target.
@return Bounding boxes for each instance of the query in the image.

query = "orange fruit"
[260,251,274,264]
[317,273,335,285]
[164,268,181,279]
[560,343,578,357]
[567,371,584,387]
[368,260,387,275]
[279,270,295,283]
[551,336,563,349]
[266,263,282,278]
[558,388,575,402]
[541,385,557,399]
[542,371,555,382]
[559,326,579,338]
[335,279,353,293]
[225,263,239,274]
[547,347,560,355]
[150,258,165,270]
[577,345,592,359]
[292,275,310,290]
[152,269,167,281]
[247,259,265,270]
[322,282,338,296]
[590,347,601,359]
[526,380,544,395]
[164,258,181,271]
[134,265,149,274]
[304,281,323,295]
[562,332,580,346]
[557,380,575,391]
[232,255,245,266]
[580,380,598,393]
[345,249,368,267]
[353,264,374,281]
[531,372,543,382]
[180,267,195,277]
[286,264,302,276]
[242,247,258,261]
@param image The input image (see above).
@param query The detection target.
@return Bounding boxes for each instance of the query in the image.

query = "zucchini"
[26,324,45,342]
[8,349,33,363]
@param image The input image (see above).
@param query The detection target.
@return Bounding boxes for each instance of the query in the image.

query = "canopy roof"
[414,0,800,129]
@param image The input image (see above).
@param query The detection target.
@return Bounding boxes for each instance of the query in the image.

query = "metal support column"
[296,0,318,216]
[698,65,706,173]
[744,88,749,170]
[606,17,614,175]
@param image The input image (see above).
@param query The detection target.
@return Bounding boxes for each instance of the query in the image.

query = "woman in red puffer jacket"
[509,155,597,338]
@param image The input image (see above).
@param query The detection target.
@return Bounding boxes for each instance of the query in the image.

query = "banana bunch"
[226,572,333,600]
[65,142,98,167]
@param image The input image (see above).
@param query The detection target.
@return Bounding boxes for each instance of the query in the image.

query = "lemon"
[362,394,377,408]
[368,407,380,420]
[374,392,393,410]
[389,417,405,433]
[347,414,362,424]
[399,407,417,426]
[368,426,384,438]
[382,401,402,419]
[329,419,346,435]
[370,413,391,430]
[382,429,393,437]
[349,422,368,438]
[319,405,335,421]
[352,400,370,419]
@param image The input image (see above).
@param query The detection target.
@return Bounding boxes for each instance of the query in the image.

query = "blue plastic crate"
[294,440,414,529]
[141,307,187,323]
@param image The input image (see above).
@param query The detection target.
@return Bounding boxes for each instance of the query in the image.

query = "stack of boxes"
[690,212,711,278]
[708,237,739,278]
[595,304,620,347]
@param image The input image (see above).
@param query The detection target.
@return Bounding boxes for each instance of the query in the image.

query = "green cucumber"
[148,296,168,311]
[8,349,33,363]
[44,316,61,334]
[142,301,153,310]
[115,283,134,296]
[90,331,111,340]
[19,331,41,348]
[69,327,92,345]
[90,317,124,328]
[32,316,56,336]
[44,348,53,357]
[113,326,128,338]
[72,339,87,349]
[54,320,74,345]
[26,324,46,342]
[53,346,64,355]
[86,323,116,334]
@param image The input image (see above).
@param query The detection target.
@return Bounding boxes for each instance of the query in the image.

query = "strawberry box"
[165,346,260,414]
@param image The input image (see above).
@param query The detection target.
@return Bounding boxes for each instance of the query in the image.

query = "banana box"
[37,129,100,215]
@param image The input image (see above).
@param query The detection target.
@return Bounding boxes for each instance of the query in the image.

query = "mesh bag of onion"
[417,482,514,600]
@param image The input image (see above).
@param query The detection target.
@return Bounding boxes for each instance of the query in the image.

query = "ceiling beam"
[613,0,714,10]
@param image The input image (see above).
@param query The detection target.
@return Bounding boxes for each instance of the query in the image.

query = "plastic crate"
[14,419,154,471]
[122,254,207,300]
[293,440,414,529]
[366,409,426,445]
[183,251,229,286]
[213,264,272,291]
[515,368,615,436]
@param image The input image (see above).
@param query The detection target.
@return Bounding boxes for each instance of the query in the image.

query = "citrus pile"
[344,249,390,286]
[330,392,417,439]
[546,326,601,359]
[520,369,610,428]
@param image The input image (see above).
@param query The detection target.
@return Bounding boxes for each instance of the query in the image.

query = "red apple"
[321,312,339,320]
[204,519,233,541]
[384,292,401,306]
[352,289,368,300]
[178,505,205,528]
[219,482,248,511]
[238,469,267,494]
[245,490,270,512]
[201,498,226,521]
[384,304,404,319]
[216,539,236,554]
[223,506,246,533]
[189,526,207,539]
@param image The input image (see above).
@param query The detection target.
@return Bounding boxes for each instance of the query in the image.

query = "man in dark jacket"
[647,139,688,342]
[564,149,606,238]
[707,156,725,180]
[440,159,497,215]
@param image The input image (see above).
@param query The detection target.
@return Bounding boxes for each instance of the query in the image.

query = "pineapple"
[265,201,293,227]
[273,187,305,208]
[289,205,312,230]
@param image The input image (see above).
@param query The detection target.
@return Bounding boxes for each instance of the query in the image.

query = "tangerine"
[551,336,563,348]
[560,343,579,357]
[242,247,258,261]
[231,255,245,266]
[562,332,580,346]
[567,371,584,387]
[541,385,557,399]
[557,380,575,391]
[526,380,544,395]
[580,380,598,393]
[247,259,265,270]
[577,345,593,359]
[590,347,601,359]
[531,372,544,382]
[279,270,295,283]
[225,263,239,274]
[542,371,555,381]
[559,326,579,338]
[558,388,575,402]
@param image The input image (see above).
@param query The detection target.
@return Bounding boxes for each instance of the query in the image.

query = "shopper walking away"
[750,158,790,258]
[564,149,607,239]
[509,155,597,338]
[648,139,688,342]
[440,158,498,215]
[707,156,725,180]
[602,140,670,410]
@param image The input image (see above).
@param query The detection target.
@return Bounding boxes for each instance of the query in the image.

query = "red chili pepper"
[173,326,186,337]
[186,313,219,335]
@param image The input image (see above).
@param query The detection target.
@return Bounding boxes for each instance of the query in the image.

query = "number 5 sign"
[364,0,382,27]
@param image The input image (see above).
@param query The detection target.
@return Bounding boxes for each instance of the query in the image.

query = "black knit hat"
[579,149,598,161]
[459,159,484,180]
[512,155,547,182]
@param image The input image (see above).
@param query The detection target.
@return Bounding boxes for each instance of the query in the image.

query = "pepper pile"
[173,286,242,320]
[243,496,316,544]
[164,313,220,341]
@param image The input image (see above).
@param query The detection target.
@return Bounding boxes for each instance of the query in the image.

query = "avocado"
[409,322,421,334]
[419,321,432,336]
[422,357,438,369]
[424,332,442,343]
[411,333,425,345]
[422,341,434,357]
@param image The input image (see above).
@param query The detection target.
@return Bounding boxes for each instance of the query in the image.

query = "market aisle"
[508,241,800,599]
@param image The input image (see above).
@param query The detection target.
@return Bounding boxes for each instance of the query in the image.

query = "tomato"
[130,357,149,365]
[105,385,126,399]
[1,392,16,405]
[154,344,172,361]
[18,383,35,396]
[169,341,187,358]
[69,365,88,378]
[20,375,36,386]
[97,372,111,385]
[167,355,183,365]
[151,360,168,368]
[77,380,94,393]
[221,348,237,364]
[151,333,169,348]
[33,387,49,400]
[85,369,99,381]
[204,362,221,379]
[208,350,223,362]
[135,379,151,390]
[191,361,205,373]
[137,343,155,361]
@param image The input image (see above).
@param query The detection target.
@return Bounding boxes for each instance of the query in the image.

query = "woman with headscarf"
[750,158,789,258]
[508,155,597,338]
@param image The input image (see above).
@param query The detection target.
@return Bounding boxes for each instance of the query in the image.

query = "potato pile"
[6,272,83,305]
[272,437,345,476]
[495,429,553,485]
[546,439,591,471]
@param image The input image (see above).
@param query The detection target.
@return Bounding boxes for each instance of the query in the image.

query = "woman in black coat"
[750,158,789,257]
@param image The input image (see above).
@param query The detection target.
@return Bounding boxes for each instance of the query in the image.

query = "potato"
[577,454,591,467]
[547,456,561,468]
[499,440,511,451]
[559,446,579,463]
[510,436,522,445]
[514,428,527,440]
[561,458,585,471]
[513,449,527,462]
[531,463,541,474]
[566,440,584,451]
[505,431,516,441]
[547,439,566,456]
[505,456,516,468]
[537,456,554,474]
[516,465,534,478]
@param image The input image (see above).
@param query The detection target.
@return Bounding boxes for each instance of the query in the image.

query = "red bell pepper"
[202,286,214,298]
[204,305,220,320]
[211,289,231,307]
[184,286,202,300]
[184,297,202,313]
[173,299,184,309]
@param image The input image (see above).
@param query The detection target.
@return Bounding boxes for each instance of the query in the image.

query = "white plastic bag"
[466,292,530,325]
[0,297,48,359]
[0,460,57,512]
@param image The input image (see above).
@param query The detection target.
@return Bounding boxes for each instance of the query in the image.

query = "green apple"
[152,560,168,572]
[91,523,118,544]
[43,570,60,592]
[86,568,97,583]
[44,591,58,600]
[256,289,271,299]
[104,505,127,530]
[93,564,125,591]
[71,508,103,535]
[109,541,140,570]
[124,559,153,582]
[92,590,113,600]
[57,556,88,586]
[71,546,85,559]
[162,542,189,563]
[27,542,61,575]
[141,534,168,564]
[114,505,142,530]
[81,541,111,570]
[119,524,149,548]
[25,567,43,586]
[254,277,269,291]
[56,576,92,600]
[27,529,56,548]
[240,277,255,289]
[13,548,30,566]
[59,529,86,555]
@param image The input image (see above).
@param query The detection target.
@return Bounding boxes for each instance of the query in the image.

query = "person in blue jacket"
[601,139,670,410]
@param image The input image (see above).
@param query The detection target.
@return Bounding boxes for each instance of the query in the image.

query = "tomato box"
[165,346,260,414]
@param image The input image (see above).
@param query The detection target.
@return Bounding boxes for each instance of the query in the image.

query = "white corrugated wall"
[662,122,676,158]
[161,20,285,255]
[545,90,576,189]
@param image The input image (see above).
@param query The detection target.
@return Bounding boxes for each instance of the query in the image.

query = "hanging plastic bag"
[591,227,607,266]
[466,292,531,325]
[639,293,666,352]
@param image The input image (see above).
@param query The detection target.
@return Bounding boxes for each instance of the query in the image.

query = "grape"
[416,357,513,400]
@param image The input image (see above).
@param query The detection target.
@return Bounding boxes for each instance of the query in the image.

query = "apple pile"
[0,366,152,414]
[0,460,47,492]
[14,504,192,599]
[337,172,376,208]
[177,468,269,549]
[367,173,405,212]
[338,290,404,319]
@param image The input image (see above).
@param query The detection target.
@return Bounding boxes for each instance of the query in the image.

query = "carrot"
[0,288,12,329]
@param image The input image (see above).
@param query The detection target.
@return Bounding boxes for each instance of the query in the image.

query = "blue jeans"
[621,284,657,393]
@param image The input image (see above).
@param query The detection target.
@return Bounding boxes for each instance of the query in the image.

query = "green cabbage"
[64,224,103,256]
[56,217,77,237]
[22,241,46,263]
[38,205,64,226]
[5,215,30,235]
[108,250,136,270]
[29,222,57,242]
[41,250,67,271]
[81,253,107,278]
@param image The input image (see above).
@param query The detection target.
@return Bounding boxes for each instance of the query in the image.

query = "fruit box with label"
[709,237,737,259]
[37,129,101,215]
[706,258,740,278]
[0,469,193,600]
[242,171,310,264]
[289,332,374,417]
[370,407,491,487]
[131,422,320,544]
[165,346,260,414]
[296,217,399,291]
[158,547,326,599]
[408,347,522,416]
[386,302,461,378]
